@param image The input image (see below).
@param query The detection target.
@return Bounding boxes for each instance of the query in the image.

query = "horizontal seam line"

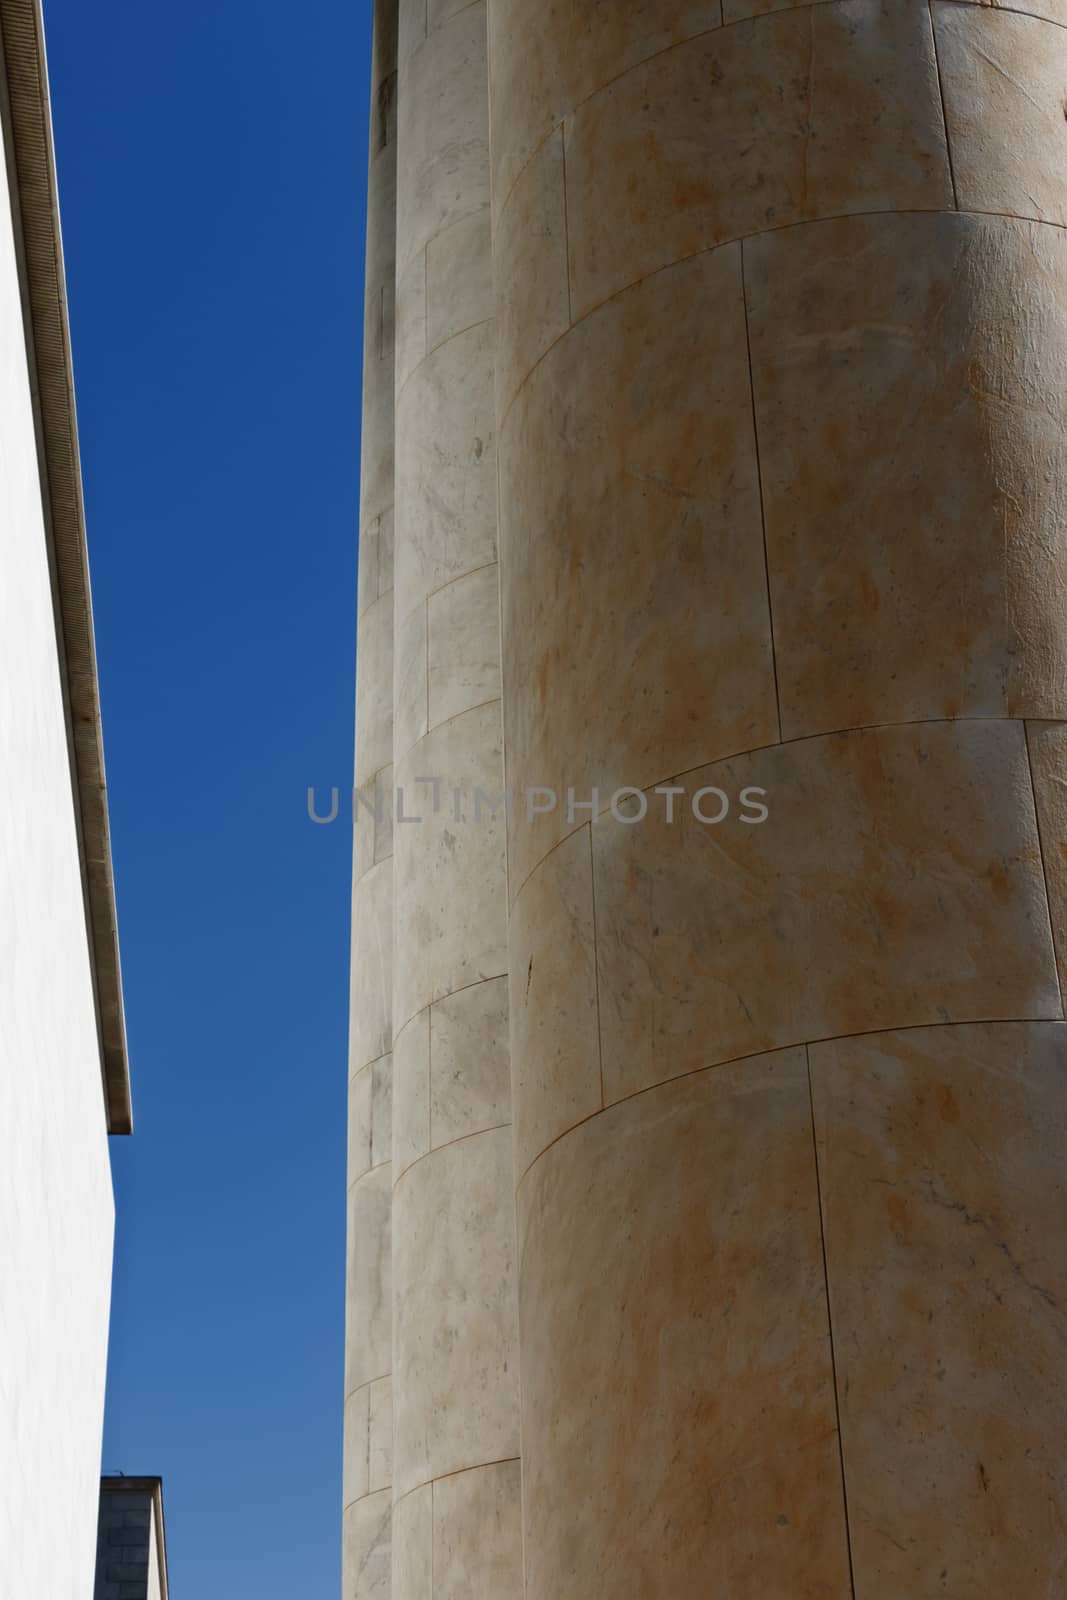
[344,1371,391,1404]
[394,1120,512,1189]
[392,970,509,1051]
[508,713,1046,907]
[494,0,1063,222]
[934,0,1067,29]
[347,1161,392,1199]
[392,1456,521,1513]
[499,206,1066,431]
[342,1484,392,1514]
[515,1012,1067,1193]
[394,694,503,771]
[396,311,495,405]
[348,1045,392,1085]
[397,559,500,626]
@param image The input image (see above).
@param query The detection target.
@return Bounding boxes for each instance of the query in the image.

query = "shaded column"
[489,2,1067,1595]
[389,3,522,1596]
[344,3,399,1596]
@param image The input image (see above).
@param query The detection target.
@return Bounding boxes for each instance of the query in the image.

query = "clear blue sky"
[46,1,371,1593]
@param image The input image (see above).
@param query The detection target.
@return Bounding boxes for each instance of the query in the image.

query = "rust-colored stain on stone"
[811,1023,1067,1592]
[518,1052,853,1599]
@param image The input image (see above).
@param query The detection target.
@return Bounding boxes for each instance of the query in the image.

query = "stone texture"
[370,1051,392,1169]
[427,562,501,729]
[349,858,393,1074]
[488,0,721,204]
[810,1022,1067,1594]
[746,211,1067,737]
[499,244,775,895]
[395,319,498,617]
[951,0,1067,15]
[344,1490,392,1600]
[361,283,398,537]
[394,702,509,1032]
[482,0,1067,1591]
[493,125,570,416]
[354,590,395,787]
[394,980,512,1176]
[398,0,427,69]
[430,975,511,1147]
[345,1164,393,1395]
[397,2,490,275]
[353,766,395,887]
[394,601,428,763]
[342,1373,391,1512]
[402,0,481,66]
[935,4,1067,227]
[509,825,602,1181]
[1026,720,1067,1001]
[392,1483,432,1600]
[392,4,520,1585]
[358,511,383,620]
[396,248,428,396]
[517,1050,852,1600]
[378,504,395,593]
[368,1375,393,1493]
[564,0,953,318]
[347,1053,391,1189]
[344,1384,371,1510]
[347,10,397,1600]
[360,303,397,533]
[593,720,1059,1104]
[433,1460,524,1599]
[393,1126,520,1498]
[348,1058,374,1191]
[426,210,494,352]
[393,1006,431,1181]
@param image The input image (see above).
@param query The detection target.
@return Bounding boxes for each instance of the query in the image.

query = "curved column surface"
[490,2,1067,1594]
[345,4,399,1596]
[390,4,521,1597]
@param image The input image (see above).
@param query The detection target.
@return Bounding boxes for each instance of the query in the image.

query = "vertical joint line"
[560,120,574,326]
[588,824,605,1109]
[427,1000,434,1152]
[928,1,960,210]
[1024,722,1065,1017]
[365,1382,372,1490]
[806,1045,857,1600]
[739,237,783,744]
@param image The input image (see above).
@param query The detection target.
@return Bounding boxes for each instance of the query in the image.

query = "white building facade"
[0,4,131,1597]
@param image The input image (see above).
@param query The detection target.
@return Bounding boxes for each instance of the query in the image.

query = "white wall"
[0,114,115,1600]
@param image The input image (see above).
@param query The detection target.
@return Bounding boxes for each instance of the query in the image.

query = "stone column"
[390,4,522,1597]
[344,4,398,1596]
[490,3,1067,1595]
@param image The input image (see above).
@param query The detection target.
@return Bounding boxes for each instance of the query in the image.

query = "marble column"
[344,3,398,1596]
[390,3,522,1597]
[490,2,1067,1595]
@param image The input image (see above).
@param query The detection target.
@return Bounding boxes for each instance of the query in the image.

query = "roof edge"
[0,0,131,1133]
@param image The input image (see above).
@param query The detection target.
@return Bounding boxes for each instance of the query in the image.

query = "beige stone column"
[390,3,522,1597]
[490,3,1067,1595]
[344,4,398,1596]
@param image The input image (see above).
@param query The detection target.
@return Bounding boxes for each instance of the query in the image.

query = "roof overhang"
[0,0,132,1133]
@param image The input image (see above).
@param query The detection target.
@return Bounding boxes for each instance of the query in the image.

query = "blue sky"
[46,1,371,1592]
